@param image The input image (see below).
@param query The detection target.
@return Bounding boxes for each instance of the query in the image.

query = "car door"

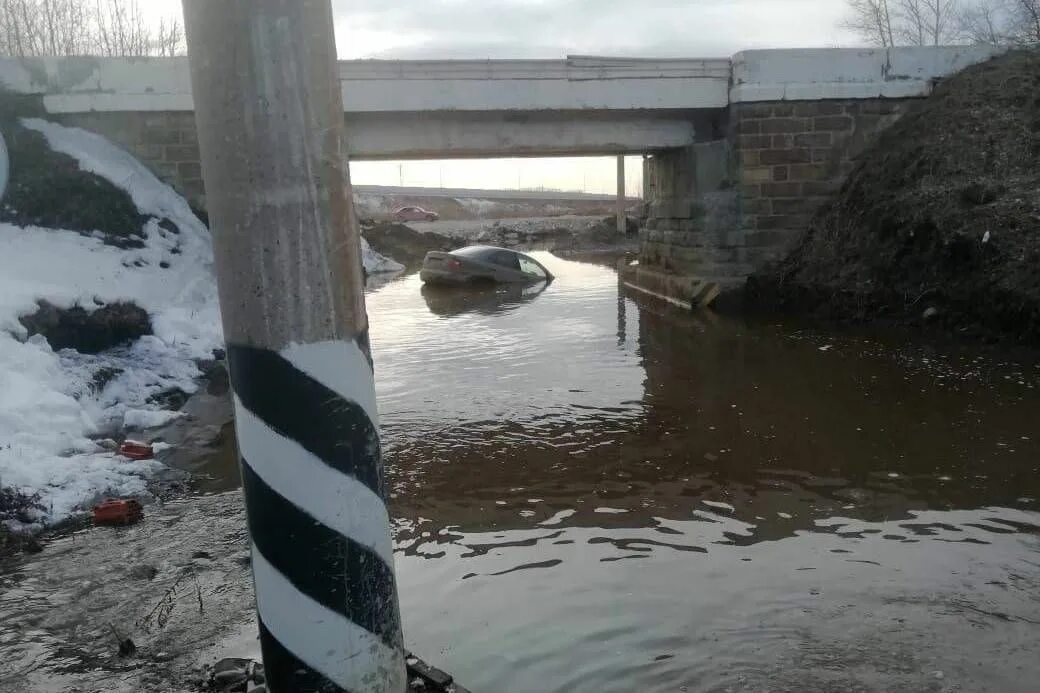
[486,250,528,282]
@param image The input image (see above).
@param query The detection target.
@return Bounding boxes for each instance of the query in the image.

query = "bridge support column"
[616,155,626,234]
[641,141,742,283]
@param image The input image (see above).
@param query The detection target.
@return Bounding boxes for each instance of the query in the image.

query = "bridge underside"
[343,110,719,160]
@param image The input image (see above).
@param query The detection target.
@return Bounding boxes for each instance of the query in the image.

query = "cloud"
[331,0,861,59]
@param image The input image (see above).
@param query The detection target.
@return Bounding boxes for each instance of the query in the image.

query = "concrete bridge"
[0,46,1003,295]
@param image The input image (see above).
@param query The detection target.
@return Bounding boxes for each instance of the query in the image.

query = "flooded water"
[174,252,1040,691]
[366,253,1040,692]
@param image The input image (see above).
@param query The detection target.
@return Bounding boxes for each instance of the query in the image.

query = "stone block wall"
[642,97,914,284]
[56,111,205,210]
[731,98,910,265]
[641,141,743,280]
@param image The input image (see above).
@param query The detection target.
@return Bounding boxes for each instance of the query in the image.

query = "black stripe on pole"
[242,460,402,649]
[356,330,374,370]
[258,618,352,693]
[228,342,385,500]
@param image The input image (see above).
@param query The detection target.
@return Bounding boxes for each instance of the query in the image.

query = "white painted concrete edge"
[730,45,1006,102]
[0,46,1006,114]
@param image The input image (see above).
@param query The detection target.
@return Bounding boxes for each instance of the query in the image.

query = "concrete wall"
[640,98,914,284]
[637,45,1005,289]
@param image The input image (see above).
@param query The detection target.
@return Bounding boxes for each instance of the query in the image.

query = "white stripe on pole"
[252,546,406,692]
[234,398,394,567]
[280,339,380,426]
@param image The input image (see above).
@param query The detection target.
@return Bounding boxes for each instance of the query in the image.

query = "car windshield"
[518,255,546,278]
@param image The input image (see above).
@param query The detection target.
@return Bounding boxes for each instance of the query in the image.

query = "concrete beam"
[343,111,698,159]
[730,45,1006,102]
[338,56,731,112]
[0,55,730,114]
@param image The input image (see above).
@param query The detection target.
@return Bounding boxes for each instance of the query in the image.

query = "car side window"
[489,251,521,270]
[518,256,546,278]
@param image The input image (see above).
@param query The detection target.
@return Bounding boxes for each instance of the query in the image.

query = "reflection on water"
[364,253,1040,693]
[420,280,549,317]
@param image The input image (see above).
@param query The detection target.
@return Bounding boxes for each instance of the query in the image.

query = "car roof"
[451,245,516,258]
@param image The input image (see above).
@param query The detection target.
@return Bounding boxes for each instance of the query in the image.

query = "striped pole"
[183,2,405,691]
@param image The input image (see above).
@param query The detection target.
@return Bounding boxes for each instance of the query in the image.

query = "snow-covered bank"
[0,119,401,526]
[0,120,221,524]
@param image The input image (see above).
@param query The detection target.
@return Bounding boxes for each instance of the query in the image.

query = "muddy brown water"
[202,253,1040,692]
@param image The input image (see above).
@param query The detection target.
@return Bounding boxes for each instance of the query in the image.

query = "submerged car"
[420,246,554,286]
[421,280,548,317]
[392,206,439,222]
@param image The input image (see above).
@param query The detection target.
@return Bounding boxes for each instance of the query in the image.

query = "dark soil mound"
[600,215,640,234]
[747,50,1040,343]
[20,300,153,354]
[1,116,149,248]
[362,222,462,267]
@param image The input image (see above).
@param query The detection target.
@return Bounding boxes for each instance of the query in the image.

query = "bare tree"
[957,0,1040,43]
[1,0,93,56]
[896,0,961,44]
[94,0,148,57]
[959,0,1009,42]
[846,0,965,44]
[1011,0,1040,41]
[153,16,184,57]
[845,0,897,46]
[0,0,185,57]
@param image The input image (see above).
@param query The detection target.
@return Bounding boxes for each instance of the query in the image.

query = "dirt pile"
[0,115,149,247]
[362,221,463,267]
[747,50,1040,343]
[19,300,152,354]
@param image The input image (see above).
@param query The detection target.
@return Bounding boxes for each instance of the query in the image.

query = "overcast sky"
[157,1,861,193]
[329,0,857,59]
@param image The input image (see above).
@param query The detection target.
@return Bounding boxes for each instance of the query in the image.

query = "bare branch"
[844,0,897,46]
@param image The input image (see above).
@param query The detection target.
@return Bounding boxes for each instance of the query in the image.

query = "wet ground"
[4,252,1040,692]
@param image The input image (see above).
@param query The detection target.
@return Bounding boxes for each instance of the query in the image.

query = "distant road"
[407,215,602,240]
[353,184,638,203]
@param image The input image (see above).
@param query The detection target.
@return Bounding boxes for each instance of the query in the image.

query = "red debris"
[118,440,154,460]
[93,499,144,526]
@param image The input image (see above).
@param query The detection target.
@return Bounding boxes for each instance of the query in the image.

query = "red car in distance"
[392,206,439,222]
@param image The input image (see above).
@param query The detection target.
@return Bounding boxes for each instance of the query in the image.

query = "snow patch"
[123,408,185,430]
[361,236,404,274]
[1,120,220,524]
[2,119,399,525]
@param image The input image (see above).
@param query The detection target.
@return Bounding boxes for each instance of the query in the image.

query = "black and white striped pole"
[183,2,405,691]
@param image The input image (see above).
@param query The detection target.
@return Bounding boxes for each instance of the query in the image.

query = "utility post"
[183,2,406,691]
[616,154,626,234]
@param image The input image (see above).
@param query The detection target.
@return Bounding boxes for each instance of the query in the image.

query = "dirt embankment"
[746,50,1040,344]
[362,221,464,268]
[363,216,639,268]
[354,189,625,222]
